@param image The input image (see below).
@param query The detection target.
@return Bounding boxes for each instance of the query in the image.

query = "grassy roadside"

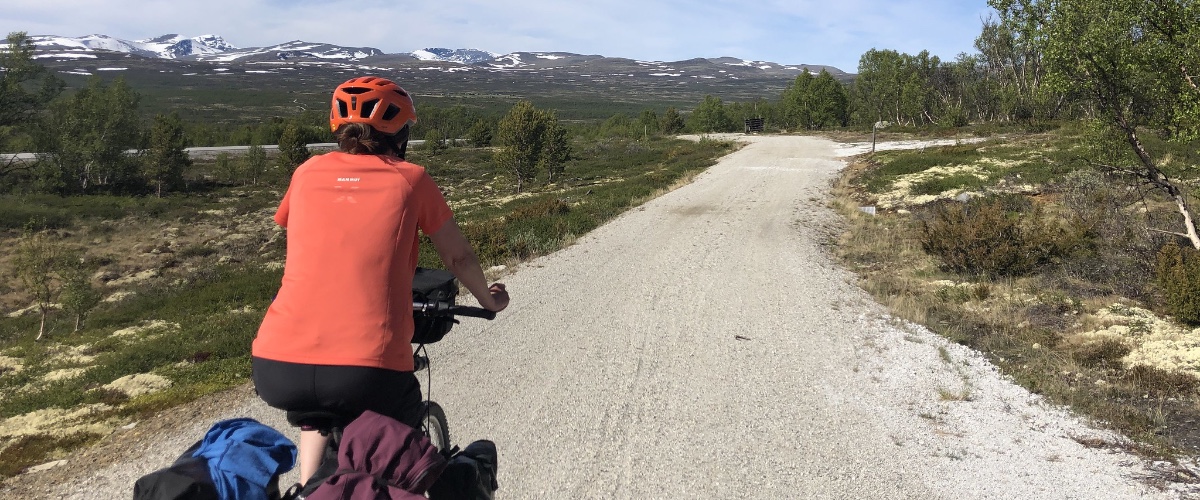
[0,136,737,478]
[827,124,1200,462]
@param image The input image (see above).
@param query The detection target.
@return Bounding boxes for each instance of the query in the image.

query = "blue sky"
[2,0,996,72]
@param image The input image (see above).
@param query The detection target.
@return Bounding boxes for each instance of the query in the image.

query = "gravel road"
[4,134,1197,499]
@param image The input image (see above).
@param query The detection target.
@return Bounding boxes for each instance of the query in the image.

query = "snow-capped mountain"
[15,33,849,80]
[12,32,852,126]
[142,34,236,58]
[193,40,384,62]
[22,34,492,64]
[411,48,498,65]
[26,34,236,59]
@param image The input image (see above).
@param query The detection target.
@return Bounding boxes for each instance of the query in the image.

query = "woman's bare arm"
[427,218,509,312]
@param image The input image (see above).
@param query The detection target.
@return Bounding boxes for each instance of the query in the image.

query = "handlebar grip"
[449,306,496,320]
[413,301,496,320]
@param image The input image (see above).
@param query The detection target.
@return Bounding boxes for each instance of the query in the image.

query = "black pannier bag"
[132,441,286,500]
[134,418,292,500]
[132,441,219,500]
[411,267,459,344]
[426,440,499,500]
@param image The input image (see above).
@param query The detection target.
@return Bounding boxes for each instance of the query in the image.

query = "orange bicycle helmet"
[329,77,417,134]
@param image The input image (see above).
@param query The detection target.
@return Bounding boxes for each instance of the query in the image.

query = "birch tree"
[1044,0,1200,248]
[58,251,102,332]
[144,112,190,197]
[13,224,65,340]
[495,101,547,193]
[540,120,570,183]
[35,76,142,194]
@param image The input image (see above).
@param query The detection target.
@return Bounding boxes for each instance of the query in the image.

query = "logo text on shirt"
[337,177,361,182]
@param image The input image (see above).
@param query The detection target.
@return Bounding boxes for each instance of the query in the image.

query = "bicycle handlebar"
[412,300,497,320]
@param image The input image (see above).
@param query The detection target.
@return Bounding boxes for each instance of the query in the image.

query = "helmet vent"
[336,99,349,118]
[341,87,371,95]
[361,99,379,118]
[381,103,401,121]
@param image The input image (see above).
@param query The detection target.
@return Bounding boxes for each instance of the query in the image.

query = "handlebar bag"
[411,267,458,344]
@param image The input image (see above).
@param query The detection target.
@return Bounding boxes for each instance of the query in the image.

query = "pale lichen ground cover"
[102,373,172,398]
[1077,305,1200,377]
[0,404,115,443]
[870,156,1041,211]
[930,271,1200,381]
[0,320,184,456]
[0,356,22,374]
[873,164,991,209]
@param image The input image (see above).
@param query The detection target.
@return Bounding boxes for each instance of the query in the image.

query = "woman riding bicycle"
[250,76,510,486]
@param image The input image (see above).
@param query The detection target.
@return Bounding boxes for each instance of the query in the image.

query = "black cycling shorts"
[251,357,423,430]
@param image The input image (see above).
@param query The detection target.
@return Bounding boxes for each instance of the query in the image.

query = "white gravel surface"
[4,134,1198,499]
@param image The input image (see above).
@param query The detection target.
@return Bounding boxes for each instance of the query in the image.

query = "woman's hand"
[486,283,509,312]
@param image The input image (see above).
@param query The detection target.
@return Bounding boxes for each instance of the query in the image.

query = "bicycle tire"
[423,401,451,452]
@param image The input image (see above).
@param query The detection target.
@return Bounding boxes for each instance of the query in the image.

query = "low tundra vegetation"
[0,136,735,477]
[833,125,1200,459]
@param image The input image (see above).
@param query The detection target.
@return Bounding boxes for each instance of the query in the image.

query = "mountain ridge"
[16,33,848,76]
[12,31,853,122]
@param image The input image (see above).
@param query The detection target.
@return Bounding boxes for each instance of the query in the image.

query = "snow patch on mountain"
[411,48,498,65]
[34,53,96,59]
[197,40,382,62]
[488,53,524,69]
[11,33,849,77]
[24,34,236,59]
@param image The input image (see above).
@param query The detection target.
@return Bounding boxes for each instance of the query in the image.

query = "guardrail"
[0,142,361,163]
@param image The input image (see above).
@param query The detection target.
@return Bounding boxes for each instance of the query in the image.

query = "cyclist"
[249,76,510,486]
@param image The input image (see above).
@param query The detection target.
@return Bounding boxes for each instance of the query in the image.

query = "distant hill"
[17,33,850,78]
[26,34,236,59]
[10,33,854,122]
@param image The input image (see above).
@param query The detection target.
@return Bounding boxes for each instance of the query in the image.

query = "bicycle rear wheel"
[422,401,451,452]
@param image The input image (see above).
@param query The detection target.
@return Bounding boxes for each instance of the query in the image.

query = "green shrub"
[1071,338,1131,368]
[0,203,71,230]
[177,244,218,259]
[919,195,1066,278]
[1156,241,1200,325]
[510,197,570,220]
[1125,364,1198,396]
[458,219,510,265]
[1056,169,1162,299]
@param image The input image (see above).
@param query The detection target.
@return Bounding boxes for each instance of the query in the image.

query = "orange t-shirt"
[252,152,454,372]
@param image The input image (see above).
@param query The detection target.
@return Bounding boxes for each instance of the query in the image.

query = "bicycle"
[412,285,496,452]
[284,267,495,498]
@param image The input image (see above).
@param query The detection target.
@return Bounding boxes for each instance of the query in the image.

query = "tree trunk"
[1115,113,1200,249]
[37,307,46,341]
[74,314,81,333]
[1181,64,1198,91]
